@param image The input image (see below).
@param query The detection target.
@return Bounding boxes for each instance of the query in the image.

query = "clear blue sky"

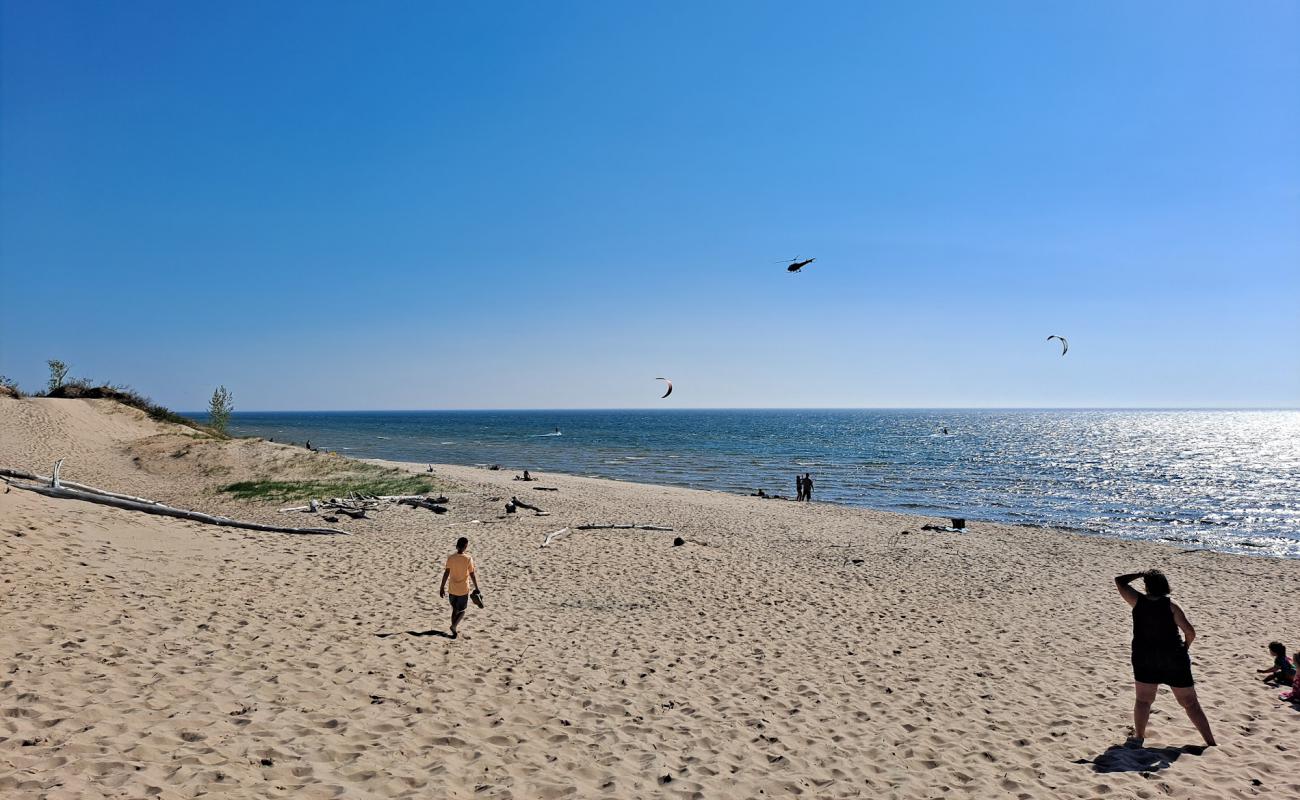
[2,1,1296,410]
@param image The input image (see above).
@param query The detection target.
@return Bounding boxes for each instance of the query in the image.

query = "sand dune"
[2,397,1297,799]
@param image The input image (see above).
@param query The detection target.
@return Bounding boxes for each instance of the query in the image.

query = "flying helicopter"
[778,256,816,273]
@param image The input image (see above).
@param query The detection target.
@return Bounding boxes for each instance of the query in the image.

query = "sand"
[1,397,1297,799]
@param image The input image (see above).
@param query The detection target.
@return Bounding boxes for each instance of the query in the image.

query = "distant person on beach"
[1257,642,1296,685]
[803,473,813,502]
[439,537,479,639]
[1114,570,1215,746]
[795,475,805,501]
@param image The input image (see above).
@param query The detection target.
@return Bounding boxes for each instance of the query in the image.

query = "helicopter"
[778,256,816,273]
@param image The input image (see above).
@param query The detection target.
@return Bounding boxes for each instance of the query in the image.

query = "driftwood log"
[510,496,544,512]
[574,524,674,532]
[396,498,448,514]
[3,476,348,535]
[541,527,571,547]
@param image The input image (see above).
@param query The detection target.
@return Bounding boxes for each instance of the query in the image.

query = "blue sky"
[2,1,1296,410]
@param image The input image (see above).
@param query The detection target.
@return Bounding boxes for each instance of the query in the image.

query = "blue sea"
[220,409,1300,558]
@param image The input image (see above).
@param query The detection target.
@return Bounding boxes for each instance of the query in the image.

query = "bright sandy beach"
[1,396,1297,799]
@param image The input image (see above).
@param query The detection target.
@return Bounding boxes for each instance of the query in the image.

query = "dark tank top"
[1131,595,1182,651]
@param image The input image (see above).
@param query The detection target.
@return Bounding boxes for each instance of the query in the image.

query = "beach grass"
[220,473,442,501]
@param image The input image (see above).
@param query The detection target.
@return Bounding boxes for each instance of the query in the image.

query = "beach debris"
[673,536,686,547]
[541,527,571,547]
[533,487,558,492]
[657,377,673,398]
[575,524,675,532]
[779,256,816,273]
[1,464,349,535]
[921,520,967,533]
[396,497,449,513]
[1047,334,1069,356]
[511,496,544,513]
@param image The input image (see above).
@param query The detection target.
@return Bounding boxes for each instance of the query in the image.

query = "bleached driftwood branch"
[1,464,348,535]
[5,480,349,535]
[574,524,674,532]
[541,527,571,547]
[0,468,166,506]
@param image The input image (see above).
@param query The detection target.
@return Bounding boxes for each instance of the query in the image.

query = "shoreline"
[375,458,1293,561]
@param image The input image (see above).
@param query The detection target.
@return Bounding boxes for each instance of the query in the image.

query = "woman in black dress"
[1114,569,1215,746]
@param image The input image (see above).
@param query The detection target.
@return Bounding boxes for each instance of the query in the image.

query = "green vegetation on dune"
[220,474,441,502]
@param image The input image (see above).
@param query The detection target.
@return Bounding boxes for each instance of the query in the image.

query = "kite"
[1047,335,1068,356]
[656,377,673,398]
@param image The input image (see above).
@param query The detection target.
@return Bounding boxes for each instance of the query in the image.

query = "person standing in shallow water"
[1114,569,1215,747]
[803,473,813,502]
[795,474,805,501]
[440,537,479,639]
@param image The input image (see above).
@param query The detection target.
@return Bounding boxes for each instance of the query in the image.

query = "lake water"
[221,409,1300,558]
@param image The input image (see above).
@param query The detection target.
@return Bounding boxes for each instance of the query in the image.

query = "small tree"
[47,360,69,394]
[208,385,234,435]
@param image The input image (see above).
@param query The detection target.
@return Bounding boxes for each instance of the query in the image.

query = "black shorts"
[449,593,469,613]
[1132,646,1194,688]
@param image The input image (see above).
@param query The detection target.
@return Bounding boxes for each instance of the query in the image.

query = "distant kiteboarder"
[657,377,673,398]
[780,257,816,274]
[1047,335,1069,356]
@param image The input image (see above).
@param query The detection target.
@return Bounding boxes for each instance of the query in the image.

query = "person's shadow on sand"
[1075,743,1206,773]
[375,630,454,639]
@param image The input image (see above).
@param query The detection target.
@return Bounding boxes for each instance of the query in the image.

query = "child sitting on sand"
[1257,641,1296,685]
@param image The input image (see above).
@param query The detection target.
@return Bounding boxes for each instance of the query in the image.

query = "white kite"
[656,377,673,398]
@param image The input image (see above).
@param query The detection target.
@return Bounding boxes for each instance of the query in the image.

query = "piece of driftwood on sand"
[541,523,674,547]
[396,497,449,513]
[2,465,349,536]
[574,523,674,532]
[541,527,571,547]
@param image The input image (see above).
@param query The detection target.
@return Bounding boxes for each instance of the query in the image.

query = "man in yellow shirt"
[439,536,480,639]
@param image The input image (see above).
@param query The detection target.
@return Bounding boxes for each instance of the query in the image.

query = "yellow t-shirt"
[445,553,476,596]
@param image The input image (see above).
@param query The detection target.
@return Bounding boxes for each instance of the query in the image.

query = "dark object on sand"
[336,507,368,519]
[921,519,966,533]
[505,502,517,514]
[533,487,558,491]
[397,498,448,513]
[324,515,340,523]
[673,537,686,547]
[511,496,544,512]
[489,464,501,471]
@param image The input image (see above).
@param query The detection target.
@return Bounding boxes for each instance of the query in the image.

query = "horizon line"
[186,405,1300,414]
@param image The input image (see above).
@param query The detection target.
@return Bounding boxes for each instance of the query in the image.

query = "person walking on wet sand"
[440,537,480,639]
[803,473,813,502]
[1114,569,1215,747]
